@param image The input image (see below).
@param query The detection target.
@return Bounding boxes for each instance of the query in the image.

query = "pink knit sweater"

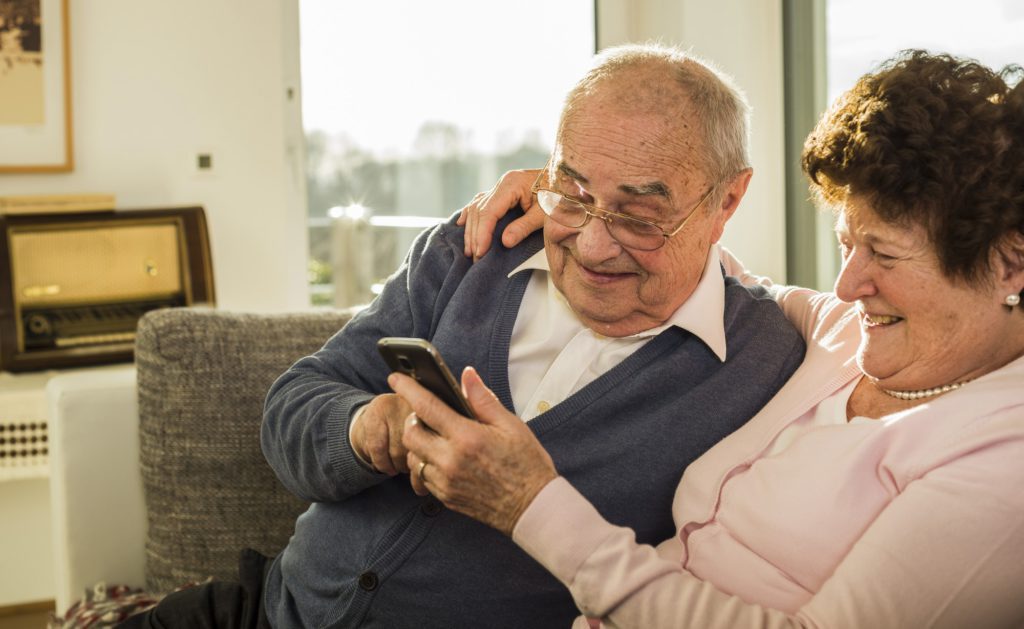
[514,275,1024,628]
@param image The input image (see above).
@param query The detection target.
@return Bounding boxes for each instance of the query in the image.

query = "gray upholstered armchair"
[47,307,355,612]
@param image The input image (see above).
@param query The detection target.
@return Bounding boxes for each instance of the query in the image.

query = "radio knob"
[26,314,53,337]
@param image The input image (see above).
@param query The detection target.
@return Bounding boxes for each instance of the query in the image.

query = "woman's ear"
[992,231,1024,300]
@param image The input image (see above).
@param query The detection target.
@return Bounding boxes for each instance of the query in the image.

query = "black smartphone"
[377,337,476,419]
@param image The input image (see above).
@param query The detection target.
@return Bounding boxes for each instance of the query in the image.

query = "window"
[299,1,595,306]
[827,0,1024,103]
[785,0,1024,291]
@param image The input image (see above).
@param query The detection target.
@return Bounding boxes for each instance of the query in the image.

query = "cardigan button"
[357,571,379,591]
[421,498,443,516]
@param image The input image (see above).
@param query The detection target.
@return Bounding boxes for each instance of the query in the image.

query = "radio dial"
[26,314,53,337]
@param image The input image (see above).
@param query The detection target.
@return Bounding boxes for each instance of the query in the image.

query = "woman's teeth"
[865,314,902,326]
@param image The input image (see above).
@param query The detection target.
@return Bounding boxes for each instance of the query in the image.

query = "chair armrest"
[135,308,354,592]
[47,366,144,613]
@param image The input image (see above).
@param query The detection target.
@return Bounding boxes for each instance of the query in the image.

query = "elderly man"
[124,44,803,629]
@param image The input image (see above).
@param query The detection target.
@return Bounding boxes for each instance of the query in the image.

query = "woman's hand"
[390,366,558,536]
[456,168,546,261]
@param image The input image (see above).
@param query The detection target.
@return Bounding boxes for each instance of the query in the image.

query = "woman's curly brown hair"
[802,50,1024,284]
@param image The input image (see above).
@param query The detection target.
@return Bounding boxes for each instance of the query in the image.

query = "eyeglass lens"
[536,190,665,250]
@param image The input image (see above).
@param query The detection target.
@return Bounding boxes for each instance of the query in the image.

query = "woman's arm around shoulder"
[512,408,1024,628]
[719,247,850,343]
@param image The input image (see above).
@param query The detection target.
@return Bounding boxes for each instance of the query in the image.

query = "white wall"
[597,0,787,281]
[1,1,785,309]
[1,0,309,313]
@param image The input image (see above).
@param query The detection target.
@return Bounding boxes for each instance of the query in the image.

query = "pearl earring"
[1007,293,1022,307]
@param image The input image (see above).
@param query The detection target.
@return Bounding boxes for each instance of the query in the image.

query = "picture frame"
[0,0,72,173]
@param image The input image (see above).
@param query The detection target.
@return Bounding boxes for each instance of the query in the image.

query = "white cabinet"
[0,370,59,607]
[0,365,134,609]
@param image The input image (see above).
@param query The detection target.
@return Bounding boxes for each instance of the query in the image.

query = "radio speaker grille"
[11,224,183,306]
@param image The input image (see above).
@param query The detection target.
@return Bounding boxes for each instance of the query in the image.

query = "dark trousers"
[118,549,273,629]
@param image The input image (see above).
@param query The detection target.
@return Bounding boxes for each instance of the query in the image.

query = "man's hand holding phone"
[349,393,414,476]
[362,337,475,478]
[392,366,559,535]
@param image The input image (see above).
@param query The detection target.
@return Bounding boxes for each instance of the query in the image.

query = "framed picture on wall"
[0,0,72,173]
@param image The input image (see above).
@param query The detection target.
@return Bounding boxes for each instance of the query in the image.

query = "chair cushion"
[135,307,353,593]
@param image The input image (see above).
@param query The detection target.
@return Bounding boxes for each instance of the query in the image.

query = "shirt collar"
[508,244,727,362]
[508,248,551,276]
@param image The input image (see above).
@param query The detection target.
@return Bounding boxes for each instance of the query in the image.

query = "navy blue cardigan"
[261,213,805,628]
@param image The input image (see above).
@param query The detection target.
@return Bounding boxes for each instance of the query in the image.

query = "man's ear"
[709,168,752,244]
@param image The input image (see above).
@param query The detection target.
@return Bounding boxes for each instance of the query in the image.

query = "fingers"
[410,459,429,496]
[460,367,511,427]
[500,202,546,249]
[388,409,411,474]
[361,409,398,475]
[464,188,497,261]
[469,219,494,263]
[456,193,476,227]
[402,410,464,508]
[388,372,469,438]
[469,192,491,261]
[352,394,412,476]
[460,191,487,256]
[404,413,454,499]
[457,168,544,261]
[405,438,431,497]
[397,368,559,535]
[470,172,525,259]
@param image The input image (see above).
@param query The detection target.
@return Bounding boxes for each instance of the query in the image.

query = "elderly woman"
[389,50,1024,627]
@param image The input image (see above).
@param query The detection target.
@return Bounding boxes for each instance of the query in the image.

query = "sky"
[299,0,595,157]
[301,0,1023,156]
[827,0,1024,102]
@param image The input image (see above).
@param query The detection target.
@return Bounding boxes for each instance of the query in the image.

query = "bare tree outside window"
[299,1,595,307]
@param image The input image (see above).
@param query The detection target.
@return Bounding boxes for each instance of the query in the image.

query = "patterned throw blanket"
[49,581,205,628]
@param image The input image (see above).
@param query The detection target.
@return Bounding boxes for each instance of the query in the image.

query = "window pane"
[800,0,1024,290]
[827,0,1024,103]
[299,1,595,306]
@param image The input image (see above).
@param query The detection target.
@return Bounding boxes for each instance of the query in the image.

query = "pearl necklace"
[881,380,971,401]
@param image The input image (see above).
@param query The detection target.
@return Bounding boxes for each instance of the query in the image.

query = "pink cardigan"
[513,280,1024,627]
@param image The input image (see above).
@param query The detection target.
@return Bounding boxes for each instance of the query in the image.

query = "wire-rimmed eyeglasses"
[530,168,716,251]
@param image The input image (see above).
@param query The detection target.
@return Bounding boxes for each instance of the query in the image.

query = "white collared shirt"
[507,244,727,421]
[350,243,728,465]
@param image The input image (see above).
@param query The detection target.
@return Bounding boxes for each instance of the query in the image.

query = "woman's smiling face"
[833,198,1020,391]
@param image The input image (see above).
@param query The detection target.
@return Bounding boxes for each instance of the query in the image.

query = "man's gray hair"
[557,43,751,185]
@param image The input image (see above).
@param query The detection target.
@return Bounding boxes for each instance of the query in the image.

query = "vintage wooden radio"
[0,207,215,371]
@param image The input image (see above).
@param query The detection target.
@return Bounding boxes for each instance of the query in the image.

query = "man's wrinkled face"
[543,97,729,337]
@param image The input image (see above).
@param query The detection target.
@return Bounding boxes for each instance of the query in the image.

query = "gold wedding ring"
[417,460,428,483]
